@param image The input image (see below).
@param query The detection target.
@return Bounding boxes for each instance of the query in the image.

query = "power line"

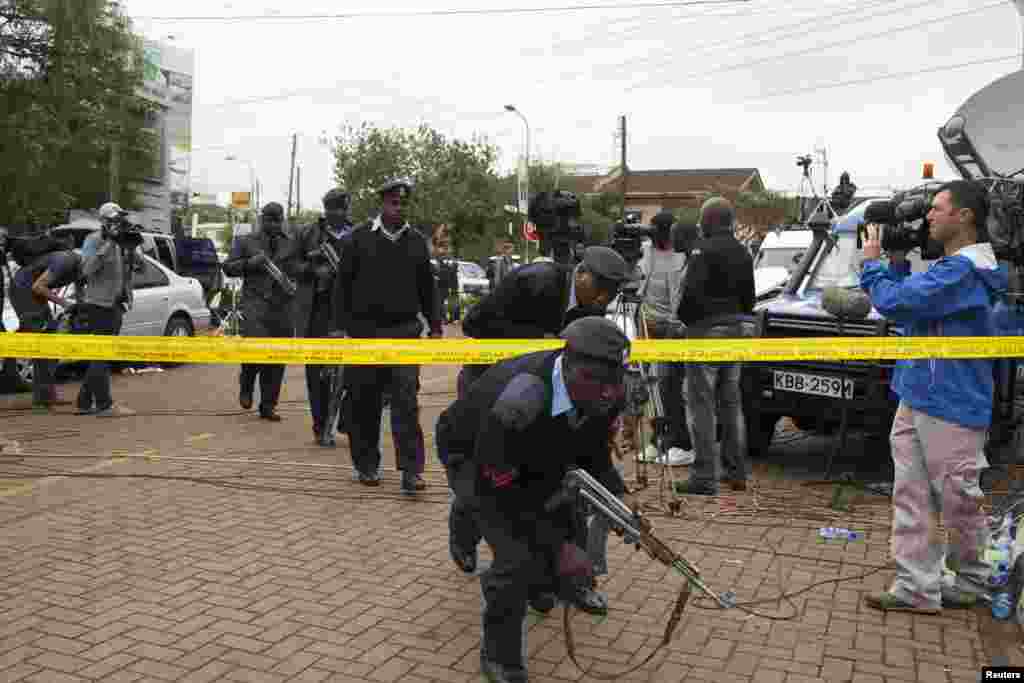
[624,0,1009,92]
[740,51,1023,102]
[136,0,751,22]
[600,0,915,77]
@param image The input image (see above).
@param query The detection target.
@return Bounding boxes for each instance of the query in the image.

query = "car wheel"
[0,357,32,394]
[747,413,780,458]
[162,315,193,368]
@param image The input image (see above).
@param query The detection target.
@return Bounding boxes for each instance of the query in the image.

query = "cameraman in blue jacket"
[860,180,1007,614]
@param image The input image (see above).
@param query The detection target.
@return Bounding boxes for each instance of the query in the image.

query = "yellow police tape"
[2,333,1024,364]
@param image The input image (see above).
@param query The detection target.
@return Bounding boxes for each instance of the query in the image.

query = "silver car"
[2,254,212,389]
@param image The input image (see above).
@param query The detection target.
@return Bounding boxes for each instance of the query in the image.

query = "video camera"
[528,190,586,265]
[103,219,144,249]
[860,185,944,260]
[609,220,656,269]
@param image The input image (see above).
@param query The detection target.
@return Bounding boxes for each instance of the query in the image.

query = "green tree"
[330,122,503,247]
[0,0,159,228]
[217,223,233,250]
[291,209,323,227]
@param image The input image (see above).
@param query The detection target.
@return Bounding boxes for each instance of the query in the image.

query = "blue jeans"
[685,324,748,491]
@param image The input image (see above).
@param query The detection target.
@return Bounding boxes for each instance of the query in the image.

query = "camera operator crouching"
[73,202,143,417]
[860,180,1006,614]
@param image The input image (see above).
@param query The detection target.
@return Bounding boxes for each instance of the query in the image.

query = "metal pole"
[620,115,628,223]
[248,164,256,215]
[1016,0,1024,68]
[287,133,298,219]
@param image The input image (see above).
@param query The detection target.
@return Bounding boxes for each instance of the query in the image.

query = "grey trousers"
[888,403,990,608]
[685,324,748,491]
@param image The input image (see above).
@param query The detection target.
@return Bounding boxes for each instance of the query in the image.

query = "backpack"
[8,234,72,268]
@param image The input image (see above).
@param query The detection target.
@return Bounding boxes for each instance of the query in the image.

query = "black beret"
[261,202,285,219]
[378,178,414,197]
[322,188,350,210]
[582,246,632,283]
[561,316,630,366]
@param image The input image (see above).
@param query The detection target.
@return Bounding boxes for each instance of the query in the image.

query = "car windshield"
[756,248,805,270]
[459,262,485,278]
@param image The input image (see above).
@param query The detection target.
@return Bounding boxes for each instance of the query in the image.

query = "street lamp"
[504,104,530,258]
[225,155,260,211]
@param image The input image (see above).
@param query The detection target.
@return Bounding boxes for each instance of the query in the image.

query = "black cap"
[651,210,675,230]
[582,246,632,283]
[378,178,414,197]
[261,202,285,219]
[322,188,350,210]
[671,221,700,253]
[561,316,631,366]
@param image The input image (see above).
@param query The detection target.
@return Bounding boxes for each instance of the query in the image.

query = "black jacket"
[292,219,352,337]
[462,261,601,339]
[436,350,625,539]
[677,229,755,330]
[222,229,303,315]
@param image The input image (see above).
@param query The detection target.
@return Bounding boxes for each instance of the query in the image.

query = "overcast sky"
[124,0,1023,213]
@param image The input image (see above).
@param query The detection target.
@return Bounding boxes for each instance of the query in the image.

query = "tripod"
[796,157,839,224]
[605,284,683,494]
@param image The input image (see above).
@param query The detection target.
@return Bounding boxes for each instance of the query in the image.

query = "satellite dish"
[940,68,1024,179]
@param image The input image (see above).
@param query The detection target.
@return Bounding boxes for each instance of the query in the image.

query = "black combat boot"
[481,654,528,683]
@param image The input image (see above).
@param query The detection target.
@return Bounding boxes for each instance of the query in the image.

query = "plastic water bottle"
[990,513,1015,619]
[993,591,1013,620]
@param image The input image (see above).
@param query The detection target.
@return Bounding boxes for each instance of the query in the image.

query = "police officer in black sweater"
[336,179,441,493]
[436,316,629,683]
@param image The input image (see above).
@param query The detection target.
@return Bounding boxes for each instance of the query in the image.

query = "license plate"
[773,370,854,400]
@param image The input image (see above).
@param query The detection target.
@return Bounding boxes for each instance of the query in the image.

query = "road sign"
[522,222,538,242]
[230,192,251,210]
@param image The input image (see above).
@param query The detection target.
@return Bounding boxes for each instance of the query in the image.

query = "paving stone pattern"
[0,358,1001,682]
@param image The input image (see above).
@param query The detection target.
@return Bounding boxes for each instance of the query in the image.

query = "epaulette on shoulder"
[491,373,547,431]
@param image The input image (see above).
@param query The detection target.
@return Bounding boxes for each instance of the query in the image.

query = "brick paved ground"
[0,343,1010,682]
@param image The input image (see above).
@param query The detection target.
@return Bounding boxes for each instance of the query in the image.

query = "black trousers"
[303,293,335,432]
[477,509,569,669]
[239,303,293,412]
[74,304,123,412]
[445,456,483,554]
[346,320,425,477]
[9,284,56,403]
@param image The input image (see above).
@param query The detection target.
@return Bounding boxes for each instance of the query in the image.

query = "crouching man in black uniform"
[459,245,630,397]
[436,316,629,683]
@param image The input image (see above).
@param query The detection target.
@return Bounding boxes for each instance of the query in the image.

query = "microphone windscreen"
[822,286,872,320]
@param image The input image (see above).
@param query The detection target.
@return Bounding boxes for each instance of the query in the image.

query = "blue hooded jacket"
[860,243,1008,429]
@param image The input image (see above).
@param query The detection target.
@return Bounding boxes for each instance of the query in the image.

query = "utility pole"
[287,133,298,219]
[296,166,301,216]
[620,115,628,223]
